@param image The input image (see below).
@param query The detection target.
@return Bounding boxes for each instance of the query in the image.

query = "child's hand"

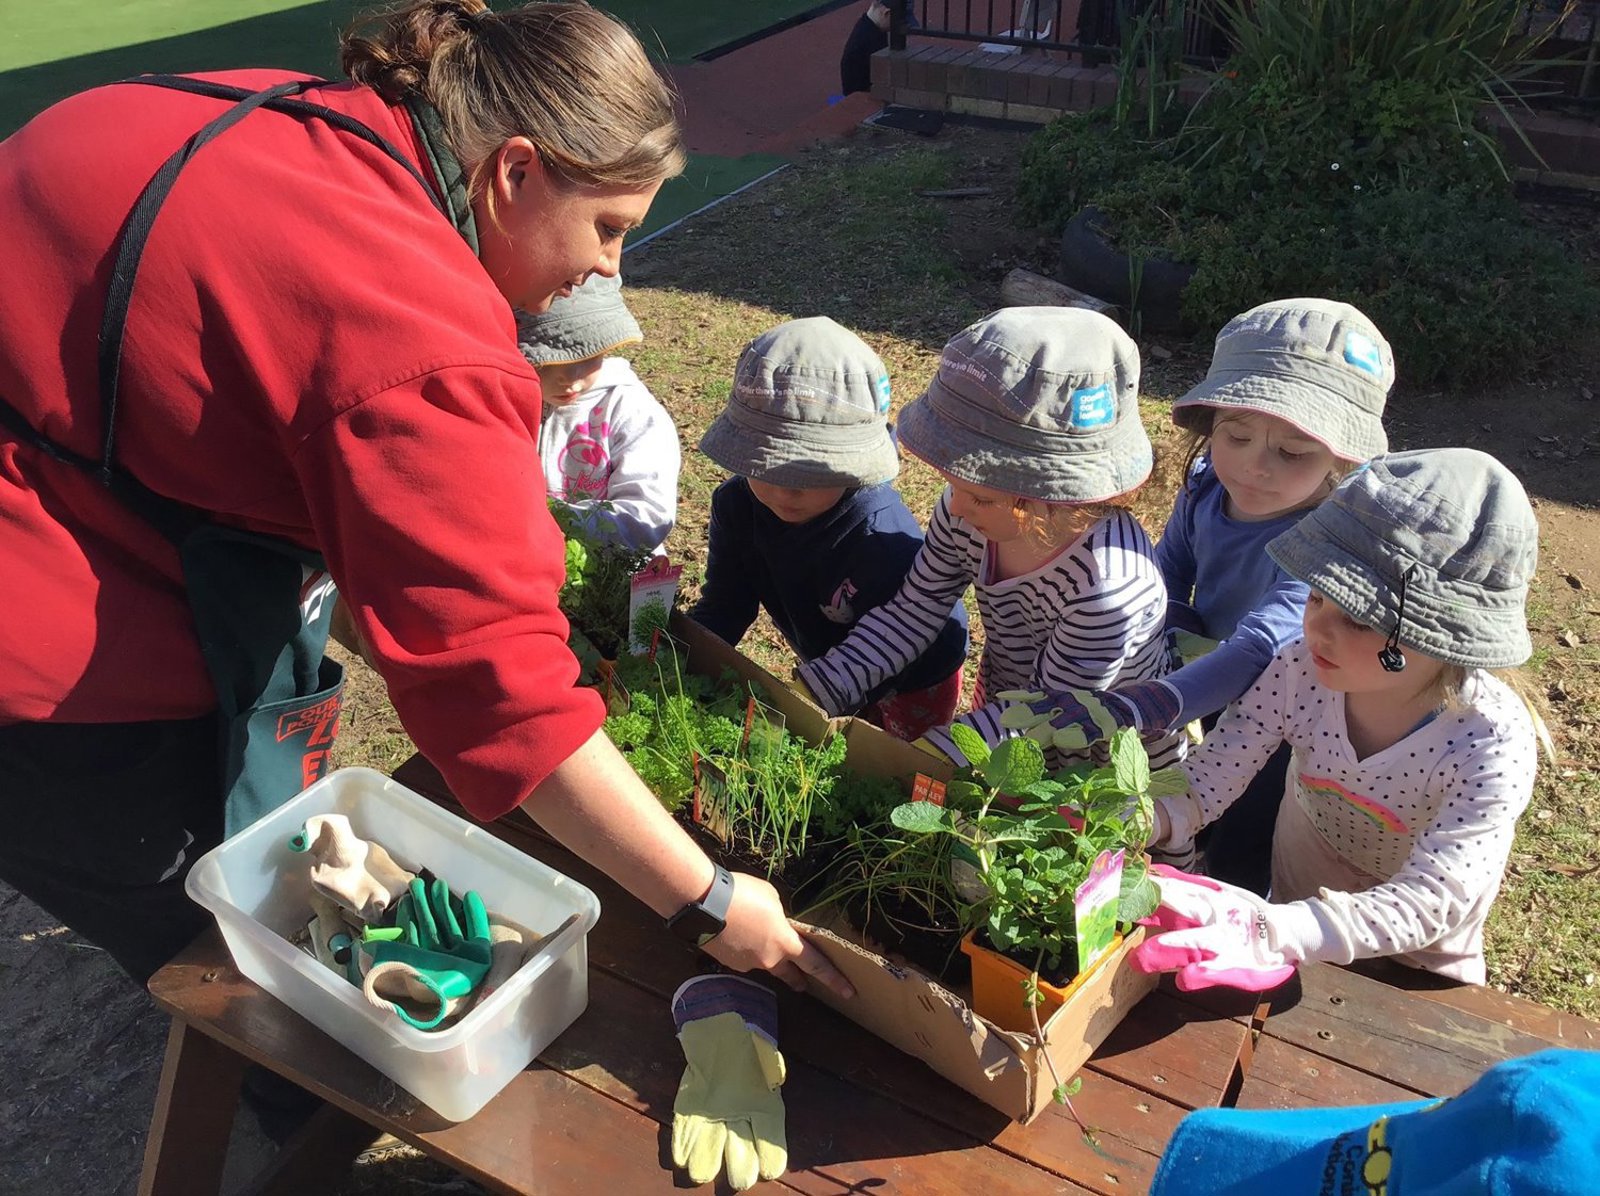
[1003,681,1181,751]
[1129,865,1299,993]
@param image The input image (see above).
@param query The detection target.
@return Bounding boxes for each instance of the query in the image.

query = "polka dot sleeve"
[1158,645,1299,846]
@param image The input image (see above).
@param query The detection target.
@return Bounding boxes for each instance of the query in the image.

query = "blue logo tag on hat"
[1069,383,1116,429]
[1343,331,1382,377]
[874,374,892,414]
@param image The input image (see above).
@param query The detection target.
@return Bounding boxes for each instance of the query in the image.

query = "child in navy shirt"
[690,318,967,740]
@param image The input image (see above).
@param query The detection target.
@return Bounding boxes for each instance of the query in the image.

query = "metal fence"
[890,0,1600,106]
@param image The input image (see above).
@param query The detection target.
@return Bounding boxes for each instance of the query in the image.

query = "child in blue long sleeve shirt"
[1012,299,1394,890]
[690,318,967,740]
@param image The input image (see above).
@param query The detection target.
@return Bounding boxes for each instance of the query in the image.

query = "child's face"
[944,476,1028,542]
[1209,411,1342,521]
[1303,590,1444,697]
[747,479,847,524]
[536,358,606,407]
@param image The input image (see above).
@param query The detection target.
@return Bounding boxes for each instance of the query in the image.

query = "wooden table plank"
[1256,962,1552,1098]
[1342,958,1600,1050]
[1233,1034,1428,1112]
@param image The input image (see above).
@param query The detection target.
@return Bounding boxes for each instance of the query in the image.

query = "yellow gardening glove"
[670,976,787,1191]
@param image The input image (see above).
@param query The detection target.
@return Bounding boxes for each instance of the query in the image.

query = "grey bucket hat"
[1267,448,1538,668]
[515,272,643,366]
[1173,298,1393,462]
[897,306,1152,503]
[698,317,899,488]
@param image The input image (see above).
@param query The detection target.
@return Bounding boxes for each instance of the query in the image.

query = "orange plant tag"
[911,773,947,806]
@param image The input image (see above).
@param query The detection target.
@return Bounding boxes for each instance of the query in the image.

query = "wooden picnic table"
[136,756,1597,1196]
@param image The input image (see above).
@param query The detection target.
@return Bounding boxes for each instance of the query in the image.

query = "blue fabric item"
[689,479,967,705]
[1155,460,1312,721]
[672,975,779,1047]
[1149,1048,1600,1196]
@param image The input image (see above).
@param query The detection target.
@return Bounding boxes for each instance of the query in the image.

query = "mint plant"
[887,725,1184,1114]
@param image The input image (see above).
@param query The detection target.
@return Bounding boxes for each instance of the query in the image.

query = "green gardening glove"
[361,878,493,1030]
[670,975,787,1191]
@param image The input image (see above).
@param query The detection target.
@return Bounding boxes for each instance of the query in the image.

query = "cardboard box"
[668,613,1159,1124]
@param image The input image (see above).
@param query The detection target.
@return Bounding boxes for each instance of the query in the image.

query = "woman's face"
[475,137,661,313]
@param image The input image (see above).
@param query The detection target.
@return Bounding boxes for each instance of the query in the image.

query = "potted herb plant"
[887,725,1183,1037]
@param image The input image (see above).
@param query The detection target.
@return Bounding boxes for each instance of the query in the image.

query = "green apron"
[0,76,477,836]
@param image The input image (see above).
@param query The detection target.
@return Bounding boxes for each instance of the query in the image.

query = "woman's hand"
[704,872,855,1000]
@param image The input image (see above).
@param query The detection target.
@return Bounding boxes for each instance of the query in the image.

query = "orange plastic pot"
[960,930,1125,1035]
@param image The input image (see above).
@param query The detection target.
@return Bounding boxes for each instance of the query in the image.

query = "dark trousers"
[1196,738,1291,898]
[0,715,224,985]
[840,14,890,95]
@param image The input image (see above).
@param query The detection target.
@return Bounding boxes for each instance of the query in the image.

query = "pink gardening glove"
[1129,864,1298,993]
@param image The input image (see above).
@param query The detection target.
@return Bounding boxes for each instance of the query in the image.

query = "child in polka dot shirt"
[1143,448,1541,985]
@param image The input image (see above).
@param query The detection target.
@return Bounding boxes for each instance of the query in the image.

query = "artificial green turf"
[633,153,789,244]
[0,0,834,136]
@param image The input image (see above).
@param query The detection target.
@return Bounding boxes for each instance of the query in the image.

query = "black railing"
[888,0,1598,107]
[888,0,1227,62]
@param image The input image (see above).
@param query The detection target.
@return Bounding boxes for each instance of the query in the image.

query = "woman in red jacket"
[0,0,847,998]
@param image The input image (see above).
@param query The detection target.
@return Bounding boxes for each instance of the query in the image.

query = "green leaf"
[1146,767,1189,797]
[889,802,951,835]
[949,723,992,770]
[988,735,1046,793]
[1117,875,1160,923]
[1110,727,1151,797]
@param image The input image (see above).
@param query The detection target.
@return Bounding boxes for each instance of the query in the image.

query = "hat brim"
[518,307,644,367]
[898,379,1152,503]
[698,409,900,488]
[1173,371,1387,463]
[1267,516,1534,669]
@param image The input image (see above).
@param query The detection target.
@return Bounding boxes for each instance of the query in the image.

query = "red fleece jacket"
[0,71,602,820]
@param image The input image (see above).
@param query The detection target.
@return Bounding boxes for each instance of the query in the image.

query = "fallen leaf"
[1547,861,1600,878]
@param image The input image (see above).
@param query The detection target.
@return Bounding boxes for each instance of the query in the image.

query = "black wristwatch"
[666,865,734,947]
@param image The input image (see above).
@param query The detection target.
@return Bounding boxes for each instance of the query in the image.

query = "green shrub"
[1013,0,1598,385]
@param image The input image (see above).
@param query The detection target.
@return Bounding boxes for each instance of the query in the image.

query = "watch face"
[670,905,726,946]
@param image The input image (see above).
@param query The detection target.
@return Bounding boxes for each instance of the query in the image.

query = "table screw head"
[1329,995,1345,1006]
[202,968,223,983]
[1317,1029,1335,1041]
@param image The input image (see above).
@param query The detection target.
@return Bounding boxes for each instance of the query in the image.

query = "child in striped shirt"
[1009,299,1395,889]
[1138,449,1542,987]
[797,307,1183,772]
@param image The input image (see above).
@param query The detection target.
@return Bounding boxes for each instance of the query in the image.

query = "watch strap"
[667,864,734,944]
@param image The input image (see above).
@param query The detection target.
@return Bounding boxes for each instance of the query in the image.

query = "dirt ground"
[3,125,1597,1195]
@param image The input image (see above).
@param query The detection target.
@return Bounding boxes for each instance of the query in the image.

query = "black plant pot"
[1057,205,1195,334]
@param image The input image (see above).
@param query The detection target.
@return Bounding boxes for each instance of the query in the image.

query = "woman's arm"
[521,727,852,996]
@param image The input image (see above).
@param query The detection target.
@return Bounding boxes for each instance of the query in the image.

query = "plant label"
[628,556,682,655]
[910,773,947,806]
[1074,848,1123,975]
[740,696,788,762]
[690,753,732,843]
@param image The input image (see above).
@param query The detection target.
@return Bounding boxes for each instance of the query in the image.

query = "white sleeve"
[565,380,680,553]
[797,488,975,714]
[1268,719,1539,965]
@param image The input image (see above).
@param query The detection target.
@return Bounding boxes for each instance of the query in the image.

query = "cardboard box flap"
[669,612,843,745]
[797,922,1039,1115]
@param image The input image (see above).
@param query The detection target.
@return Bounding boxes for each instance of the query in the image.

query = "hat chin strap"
[1377,565,1416,673]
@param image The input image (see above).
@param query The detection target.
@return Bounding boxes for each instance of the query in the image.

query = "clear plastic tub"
[185,766,601,1122]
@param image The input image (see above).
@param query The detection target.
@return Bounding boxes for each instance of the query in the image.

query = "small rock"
[1565,572,1586,590]
[1536,809,1554,821]
[1148,344,1173,360]
[1583,387,1594,400]
[1558,630,1581,648]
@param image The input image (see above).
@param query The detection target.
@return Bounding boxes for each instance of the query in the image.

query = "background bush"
[1015,0,1600,385]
